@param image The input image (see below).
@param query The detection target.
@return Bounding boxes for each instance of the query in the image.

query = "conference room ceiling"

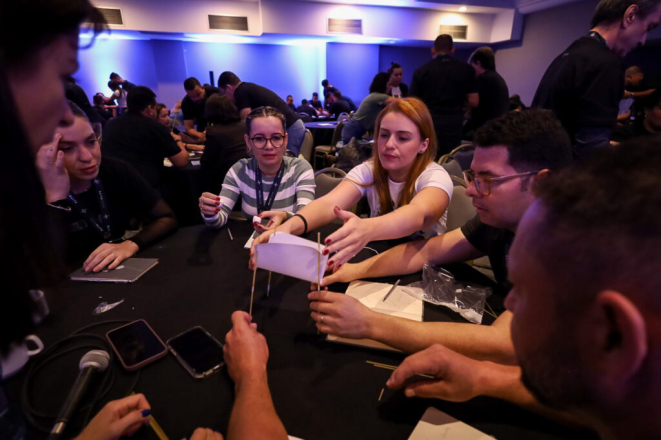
[300,0,586,14]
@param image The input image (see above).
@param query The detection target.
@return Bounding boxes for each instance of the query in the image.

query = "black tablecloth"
[5,222,593,440]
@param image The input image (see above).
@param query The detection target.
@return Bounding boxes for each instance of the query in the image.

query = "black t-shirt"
[201,121,249,194]
[296,105,317,118]
[51,157,169,262]
[311,100,323,110]
[410,54,477,116]
[93,106,113,123]
[532,34,624,143]
[460,214,514,295]
[234,82,301,128]
[329,99,351,117]
[471,70,509,130]
[65,82,105,125]
[181,86,221,131]
[102,112,182,189]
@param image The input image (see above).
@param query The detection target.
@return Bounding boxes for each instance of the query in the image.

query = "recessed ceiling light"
[458,6,467,12]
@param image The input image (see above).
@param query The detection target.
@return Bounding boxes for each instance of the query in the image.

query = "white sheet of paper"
[347,280,423,321]
[254,232,328,283]
[408,407,495,440]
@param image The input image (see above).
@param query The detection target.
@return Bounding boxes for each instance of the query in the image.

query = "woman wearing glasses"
[199,106,315,229]
[38,102,178,273]
[253,98,453,269]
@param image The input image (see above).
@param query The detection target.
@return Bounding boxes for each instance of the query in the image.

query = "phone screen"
[167,327,224,376]
[107,320,167,369]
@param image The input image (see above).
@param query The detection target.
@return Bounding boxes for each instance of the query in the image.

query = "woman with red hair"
[253,97,453,269]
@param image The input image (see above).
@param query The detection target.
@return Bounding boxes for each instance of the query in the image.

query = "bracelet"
[293,213,308,235]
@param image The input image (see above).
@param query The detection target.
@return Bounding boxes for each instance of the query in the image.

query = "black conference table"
[6,222,595,440]
[304,121,338,151]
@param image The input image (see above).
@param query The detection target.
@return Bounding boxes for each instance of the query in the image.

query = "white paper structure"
[254,232,329,283]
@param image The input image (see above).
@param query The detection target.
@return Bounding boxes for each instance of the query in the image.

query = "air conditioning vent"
[439,25,467,40]
[328,18,362,35]
[208,15,249,31]
[97,8,123,26]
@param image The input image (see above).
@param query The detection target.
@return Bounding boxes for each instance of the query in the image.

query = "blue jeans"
[286,119,306,156]
[341,118,366,145]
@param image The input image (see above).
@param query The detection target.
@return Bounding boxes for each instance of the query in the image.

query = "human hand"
[307,290,374,338]
[199,192,222,217]
[35,133,70,202]
[318,262,359,287]
[224,311,269,386]
[253,211,288,234]
[386,344,487,402]
[324,206,373,268]
[84,240,139,273]
[248,222,293,270]
[74,394,151,440]
[184,427,224,440]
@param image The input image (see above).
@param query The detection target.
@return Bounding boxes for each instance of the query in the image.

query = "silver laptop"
[70,258,158,283]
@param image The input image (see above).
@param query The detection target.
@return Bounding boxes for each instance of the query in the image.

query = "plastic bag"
[402,264,492,324]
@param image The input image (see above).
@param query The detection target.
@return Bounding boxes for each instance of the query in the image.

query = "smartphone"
[167,326,224,380]
[106,320,168,371]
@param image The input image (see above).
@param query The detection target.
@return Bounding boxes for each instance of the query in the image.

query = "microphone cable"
[20,320,141,434]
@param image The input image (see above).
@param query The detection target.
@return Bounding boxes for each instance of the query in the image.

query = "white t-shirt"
[391,86,403,98]
[345,161,453,238]
[112,89,127,108]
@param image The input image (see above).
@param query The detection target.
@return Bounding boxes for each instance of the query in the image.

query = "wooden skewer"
[249,248,258,317]
[131,392,169,440]
[366,360,435,379]
[267,271,272,298]
[378,388,385,401]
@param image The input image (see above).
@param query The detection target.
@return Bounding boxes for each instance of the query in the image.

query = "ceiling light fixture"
[458,6,467,12]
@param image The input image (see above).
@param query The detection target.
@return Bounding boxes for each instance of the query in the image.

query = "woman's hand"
[249,222,294,270]
[35,133,70,202]
[74,394,151,440]
[252,211,288,234]
[84,240,139,273]
[199,192,221,217]
[323,206,374,268]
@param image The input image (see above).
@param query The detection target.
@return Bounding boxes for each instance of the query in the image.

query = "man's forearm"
[228,374,288,440]
[368,312,516,364]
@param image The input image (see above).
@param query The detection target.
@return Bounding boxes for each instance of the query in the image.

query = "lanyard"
[255,161,285,214]
[68,178,113,241]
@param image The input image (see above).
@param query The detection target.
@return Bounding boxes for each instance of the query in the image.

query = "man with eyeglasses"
[307,109,572,364]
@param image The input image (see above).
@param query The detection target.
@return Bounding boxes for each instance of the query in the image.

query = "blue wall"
[76,38,160,100]
[326,43,379,104]
[74,38,476,109]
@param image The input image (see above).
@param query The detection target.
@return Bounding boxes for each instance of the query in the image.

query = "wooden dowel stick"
[249,248,258,317]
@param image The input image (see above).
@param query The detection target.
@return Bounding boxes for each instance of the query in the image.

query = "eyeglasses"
[462,169,540,196]
[250,134,286,149]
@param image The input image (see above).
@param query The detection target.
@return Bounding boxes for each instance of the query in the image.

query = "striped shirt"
[203,156,315,228]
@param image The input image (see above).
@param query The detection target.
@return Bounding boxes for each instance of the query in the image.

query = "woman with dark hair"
[37,102,178,272]
[200,94,249,193]
[341,72,397,144]
[254,98,453,269]
[199,106,315,230]
[387,62,408,98]
[154,102,204,152]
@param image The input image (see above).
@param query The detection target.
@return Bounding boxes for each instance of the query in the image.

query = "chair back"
[298,129,314,163]
[298,112,312,123]
[445,185,476,232]
[447,143,475,171]
[330,120,346,147]
[338,113,350,123]
[314,167,347,198]
[441,159,464,182]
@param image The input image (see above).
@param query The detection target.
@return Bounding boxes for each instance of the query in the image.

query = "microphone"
[47,350,110,439]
